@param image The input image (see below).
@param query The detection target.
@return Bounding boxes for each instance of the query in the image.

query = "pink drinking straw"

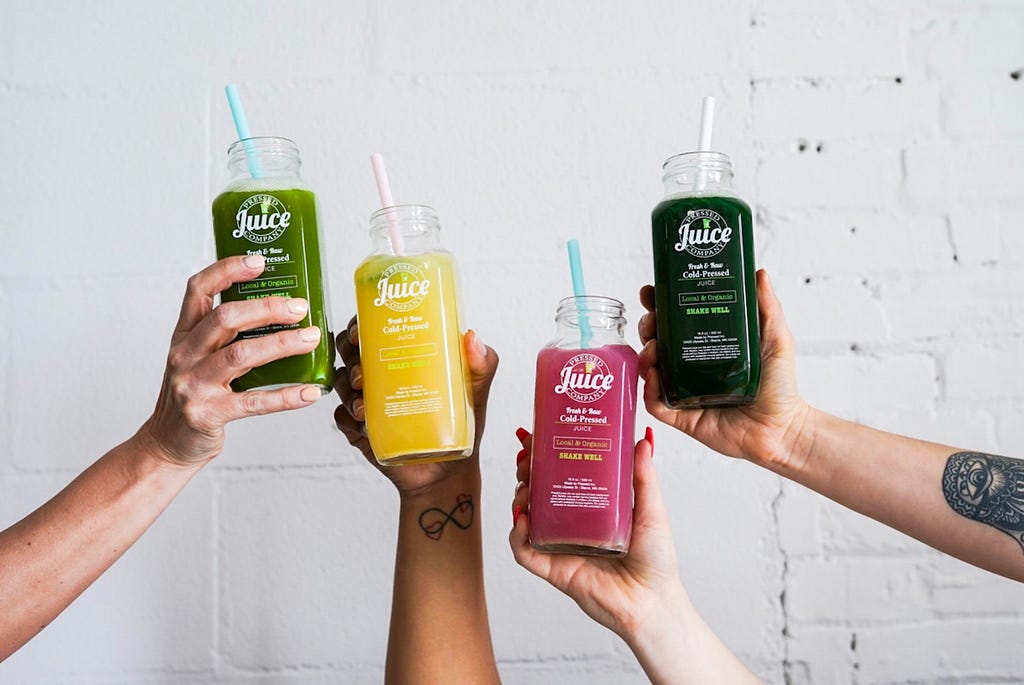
[370,153,406,256]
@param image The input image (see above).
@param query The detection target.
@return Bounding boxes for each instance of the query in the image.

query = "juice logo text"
[674,208,732,258]
[234,194,291,244]
[374,262,431,312]
[554,353,615,403]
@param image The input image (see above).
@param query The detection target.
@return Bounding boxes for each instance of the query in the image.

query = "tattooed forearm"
[418,494,474,541]
[943,452,1024,553]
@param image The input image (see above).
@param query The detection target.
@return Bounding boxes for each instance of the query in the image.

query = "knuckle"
[210,303,235,330]
[240,391,266,415]
[224,341,249,368]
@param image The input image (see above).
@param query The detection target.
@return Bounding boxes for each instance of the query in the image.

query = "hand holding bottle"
[141,255,324,467]
[333,316,498,494]
[510,428,760,684]
[638,269,811,472]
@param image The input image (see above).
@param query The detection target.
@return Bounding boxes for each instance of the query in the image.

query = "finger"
[512,480,530,521]
[333,402,374,462]
[338,317,362,370]
[196,326,321,385]
[638,311,657,345]
[641,366,679,427]
[333,365,365,421]
[632,435,670,528]
[516,444,531,483]
[515,427,533,453]
[465,329,499,407]
[639,284,656,314]
[189,296,310,355]
[638,338,658,381]
[755,269,795,360]
[213,383,322,423]
[509,504,554,582]
[176,255,266,333]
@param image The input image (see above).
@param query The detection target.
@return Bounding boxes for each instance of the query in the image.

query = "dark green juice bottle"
[651,151,760,408]
[212,137,334,392]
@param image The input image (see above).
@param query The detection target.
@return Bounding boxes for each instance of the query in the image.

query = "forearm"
[775,408,1024,581]
[385,472,499,685]
[0,430,201,659]
[625,582,761,685]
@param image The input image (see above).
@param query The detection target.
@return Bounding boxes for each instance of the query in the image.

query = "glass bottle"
[529,296,638,556]
[211,137,334,392]
[650,151,761,408]
[353,204,475,465]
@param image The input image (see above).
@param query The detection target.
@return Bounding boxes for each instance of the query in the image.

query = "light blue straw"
[224,84,264,178]
[566,239,593,348]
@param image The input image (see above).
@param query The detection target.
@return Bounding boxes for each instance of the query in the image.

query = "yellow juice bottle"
[354,204,474,465]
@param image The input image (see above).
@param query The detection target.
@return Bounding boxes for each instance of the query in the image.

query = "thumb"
[465,329,499,407]
[755,269,794,361]
[632,432,670,530]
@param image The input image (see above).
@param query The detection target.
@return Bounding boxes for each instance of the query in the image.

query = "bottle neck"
[553,296,628,348]
[226,137,302,184]
[368,204,443,255]
[661,151,735,197]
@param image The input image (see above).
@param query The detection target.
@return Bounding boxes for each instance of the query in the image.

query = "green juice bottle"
[211,137,335,392]
[651,150,761,408]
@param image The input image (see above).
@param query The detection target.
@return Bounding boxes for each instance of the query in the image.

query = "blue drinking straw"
[224,84,264,179]
[566,239,593,348]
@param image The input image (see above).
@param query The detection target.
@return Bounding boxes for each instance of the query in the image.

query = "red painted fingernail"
[645,426,655,454]
[515,427,529,442]
[516,448,528,465]
[513,505,521,526]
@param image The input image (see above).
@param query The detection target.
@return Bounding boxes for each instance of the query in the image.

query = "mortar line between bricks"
[770,477,792,683]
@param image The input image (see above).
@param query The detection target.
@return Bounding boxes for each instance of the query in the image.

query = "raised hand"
[638,269,810,471]
[141,255,323,467]
[333,316,498,494]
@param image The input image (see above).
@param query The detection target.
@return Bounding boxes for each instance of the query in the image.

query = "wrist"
[622,578,694,660]
[397,466,482,505]
[754,400,816,474]
[131,422,208,477]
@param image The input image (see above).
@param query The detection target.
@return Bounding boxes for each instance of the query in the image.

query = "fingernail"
[353,397,364,420]
[288,298,309,315]
[645,426,655,455]
[516,448,528,465]
[513,505,521,526]
[299,326,321,342]
[243,254,265,269]
[515,427,529,442]
[351,366,363,387]
[300,385,322,402]
[470,329,487,358]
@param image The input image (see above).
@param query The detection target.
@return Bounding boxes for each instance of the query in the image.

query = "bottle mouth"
[368,204,440,236]
[556,295,627,325]
[227,136,299,158]
[661,150,731,169]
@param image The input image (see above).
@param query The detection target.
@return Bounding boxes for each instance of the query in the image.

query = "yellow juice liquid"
[354,251,474,465]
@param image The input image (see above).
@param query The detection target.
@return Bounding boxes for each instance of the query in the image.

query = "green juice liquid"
[212,184,335,392]
[651,194,761,407]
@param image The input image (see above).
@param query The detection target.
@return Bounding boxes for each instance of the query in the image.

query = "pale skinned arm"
[0,255,325,660]
[334,319,501,685]
[510,431,761,684]
[639,269,1024,583]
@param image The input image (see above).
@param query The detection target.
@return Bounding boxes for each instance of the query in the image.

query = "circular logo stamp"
[373,262,430,312]
[554,353,615,403]
[675,208,732,258]
[233,194,291,244]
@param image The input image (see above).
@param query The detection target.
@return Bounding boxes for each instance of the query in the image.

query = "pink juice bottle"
[529,296,639,556]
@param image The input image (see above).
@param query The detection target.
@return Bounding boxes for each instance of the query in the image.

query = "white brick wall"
[2,1,1023,682]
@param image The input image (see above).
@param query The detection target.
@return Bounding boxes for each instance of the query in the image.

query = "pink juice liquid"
[529,344,639,555]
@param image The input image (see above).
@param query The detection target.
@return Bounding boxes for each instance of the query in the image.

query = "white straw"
[370,153,405,256]
[697,95,716,151]
[694,95,716,193]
